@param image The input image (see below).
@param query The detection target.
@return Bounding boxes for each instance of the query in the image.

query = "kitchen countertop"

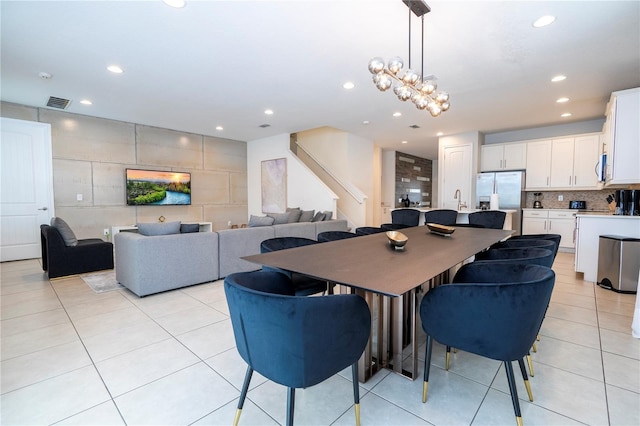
[577,213,640,219]
[396,208,517,214]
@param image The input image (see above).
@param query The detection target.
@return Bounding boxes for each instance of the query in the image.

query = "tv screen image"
[126,169,191,206]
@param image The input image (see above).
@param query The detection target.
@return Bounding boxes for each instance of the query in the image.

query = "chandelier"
[368,0,450,117]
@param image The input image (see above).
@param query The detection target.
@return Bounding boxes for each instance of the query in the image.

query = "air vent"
[409,124,420,129]
[46,96,71,109]
[259,124,271,128]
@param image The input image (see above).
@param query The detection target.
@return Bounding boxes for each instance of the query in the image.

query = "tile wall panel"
[395,151,433,208]
[92,162,128,206]
[136,125,203,169]
[191,170,230,205]
[40,110,135,163]
[204,205,249,231]
[204,136,247,173]
[53,159,93,207]
[0,102,38,121]
[55,207,135,241]
[230,172,248,205]
[135,205,204,225]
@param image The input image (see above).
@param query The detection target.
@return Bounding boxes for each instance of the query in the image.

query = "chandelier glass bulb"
[367,57,450,116]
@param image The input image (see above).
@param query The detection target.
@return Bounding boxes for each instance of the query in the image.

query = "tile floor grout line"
[593,280,614,426]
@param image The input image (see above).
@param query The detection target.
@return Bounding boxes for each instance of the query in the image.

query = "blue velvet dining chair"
[317,230,358,242]
[420,263,555,426]
[490,238,556,256]
[225,271,371,426]
[381,208,420,230]
[475,247,554,267]
[260,237,329,296]
[507,234,561,259]
[424,209,458,226]
[355,226,385,236]
[468,210,507,229]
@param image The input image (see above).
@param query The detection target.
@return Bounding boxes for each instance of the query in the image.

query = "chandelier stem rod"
[408,2,412,69]
[421,14,424,80]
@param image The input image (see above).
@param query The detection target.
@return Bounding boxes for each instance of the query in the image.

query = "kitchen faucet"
[454,189,467,210]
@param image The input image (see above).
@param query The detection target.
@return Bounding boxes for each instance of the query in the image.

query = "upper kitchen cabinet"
[480,142,526,171]
[526,134,601,190]
[604,88,640,185]
[525,140,552,189]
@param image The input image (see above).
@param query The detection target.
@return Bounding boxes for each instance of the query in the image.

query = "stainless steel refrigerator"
[475,171,525,235]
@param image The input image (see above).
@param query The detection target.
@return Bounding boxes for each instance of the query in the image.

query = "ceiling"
[2,1,639,159]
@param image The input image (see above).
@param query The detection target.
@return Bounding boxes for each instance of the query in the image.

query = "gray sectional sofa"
[115,220,348,296]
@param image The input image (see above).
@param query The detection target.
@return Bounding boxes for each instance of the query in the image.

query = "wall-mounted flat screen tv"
[126,169,191,206]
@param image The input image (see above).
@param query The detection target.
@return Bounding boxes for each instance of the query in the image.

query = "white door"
[441,144,472,210]
[1,118,54,261]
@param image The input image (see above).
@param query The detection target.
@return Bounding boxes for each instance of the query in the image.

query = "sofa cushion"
[180,223,200,233]
[299,210,315,222]
[322,211,333,221]
[287,209,302,223]
[267,212,290,225]
[50,217,78,246]
[137,221,181,236]
[249,215,275,227]
[312,212,326,222]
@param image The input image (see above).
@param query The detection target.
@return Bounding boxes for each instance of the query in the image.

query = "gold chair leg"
[516,415,524,426]
[526,354,534,377]
[355,403,360,426]
[532,342,537,353]
[422,381,429,403]
[524,378,533,402]
[537,334,540,341]
[445,351,451,370]
[233,409,242,426]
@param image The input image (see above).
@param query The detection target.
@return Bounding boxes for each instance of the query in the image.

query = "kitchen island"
[575,213,640,282]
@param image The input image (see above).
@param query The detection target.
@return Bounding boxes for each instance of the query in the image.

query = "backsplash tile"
[524,189,638,211]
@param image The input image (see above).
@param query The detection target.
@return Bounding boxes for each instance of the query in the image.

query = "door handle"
[38,207,48,211]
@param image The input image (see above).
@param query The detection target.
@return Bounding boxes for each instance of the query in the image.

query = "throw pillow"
[249,215,275,227]
[180,223,200,233]
[311,212,326,222]
[287,209,302,223]
[299,209,315,222]
[50,217,78,246]
[322,211,333,221]
[137,221,181,236]
[267,212,290,225]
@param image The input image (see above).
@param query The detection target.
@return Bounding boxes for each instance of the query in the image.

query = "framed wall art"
[261,158,287,213]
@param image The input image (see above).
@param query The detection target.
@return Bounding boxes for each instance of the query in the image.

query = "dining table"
[243,225,513,382]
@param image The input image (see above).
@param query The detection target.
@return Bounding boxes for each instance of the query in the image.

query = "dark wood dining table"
[243,225,513,382]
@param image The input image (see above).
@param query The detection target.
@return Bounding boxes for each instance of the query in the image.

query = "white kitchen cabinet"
[480,143,526,171]
[522,209,576,249]
[549,135,600,189]
[525,140,552,189]
[605,88,640,185]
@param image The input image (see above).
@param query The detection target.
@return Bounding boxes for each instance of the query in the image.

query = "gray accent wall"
[484,118,605,144]
[1,102,248,239]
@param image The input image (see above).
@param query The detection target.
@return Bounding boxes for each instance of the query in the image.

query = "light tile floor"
[1,253,638,425]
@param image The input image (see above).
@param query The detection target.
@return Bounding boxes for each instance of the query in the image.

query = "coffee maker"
[533,192,543,209]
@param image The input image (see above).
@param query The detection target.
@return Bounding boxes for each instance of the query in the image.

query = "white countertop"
[577,213,640,219]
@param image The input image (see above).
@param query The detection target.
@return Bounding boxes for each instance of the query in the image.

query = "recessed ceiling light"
[551,75,566,82]
[38,71,52,80]
[393,112,402,117]
[533,15,555,28]
[556,97,569,103]
[436,132,444,136]
[79,99,93,105]
[215,126,223,131]
[163,0,185,8]
[264,109,274,115]
[362,120,370,125]
[107,65,124,74]
[343,82,355,90]
[401,140,408,144]
[561,113,572,117]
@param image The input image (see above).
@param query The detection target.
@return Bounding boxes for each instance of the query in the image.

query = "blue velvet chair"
[355,226,385,236]
[381,208,420,231]
[507,234,561,259]
[317,230,357,242]
[475,247,554,267]
[421,263,555,426]
[225,271,371,426]
[491,238,556,255]
[468,210,507,229]
[424,209,458,226]
[260,237,328,296]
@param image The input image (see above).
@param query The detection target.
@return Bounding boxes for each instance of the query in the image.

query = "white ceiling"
[2,0,639,159]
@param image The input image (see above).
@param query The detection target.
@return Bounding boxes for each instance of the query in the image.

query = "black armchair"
[40,224,114,279]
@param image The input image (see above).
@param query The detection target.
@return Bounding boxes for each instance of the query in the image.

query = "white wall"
[381,150,396,223]
[247,133,337,217]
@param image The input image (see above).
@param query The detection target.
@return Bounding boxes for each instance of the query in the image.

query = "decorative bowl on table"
[426,223,456,237]
[386,231,408,250]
